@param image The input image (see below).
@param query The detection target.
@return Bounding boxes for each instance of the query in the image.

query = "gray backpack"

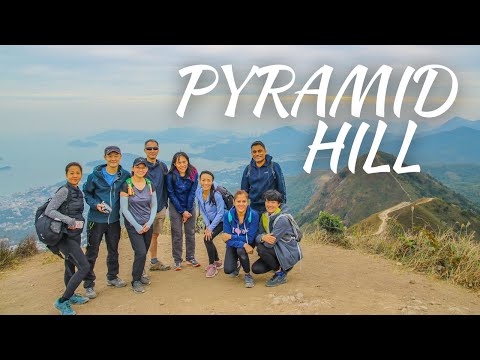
[273,213,303,242]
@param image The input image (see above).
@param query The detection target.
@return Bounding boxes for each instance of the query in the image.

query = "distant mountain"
[68,139,97,148]
[0,166,12,171]
[297,151,479,227]
[285,169,332,216]
[86,128,230,147]
[423,164,480,208]
[403,127,480,165]
[427,116,480,135]
[353,197,480,241]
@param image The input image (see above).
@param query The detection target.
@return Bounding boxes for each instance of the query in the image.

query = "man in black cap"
[82,145,130,299]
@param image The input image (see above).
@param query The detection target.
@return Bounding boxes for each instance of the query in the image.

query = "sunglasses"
[145,147,159,151]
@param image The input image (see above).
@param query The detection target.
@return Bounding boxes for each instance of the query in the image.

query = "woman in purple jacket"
[166,152,199,271]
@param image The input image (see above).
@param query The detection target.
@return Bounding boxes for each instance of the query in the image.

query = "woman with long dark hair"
[166,152,199,271]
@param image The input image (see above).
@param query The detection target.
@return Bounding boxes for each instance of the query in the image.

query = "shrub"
[315,211,345,234]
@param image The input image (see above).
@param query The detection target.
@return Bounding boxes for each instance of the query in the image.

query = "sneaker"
[186,258,201,267]
[54,298,76,315]
[85,287,97,299]
[244,274,255,288]
[106,277,127,288]
[69,293,89,305]
[140,275,151,285]
[266,272,287,287]
[174,261,182,271]
[206,264,218,278]
[150,261,171,271]
[214,260,224,270]
[132,281,145,293]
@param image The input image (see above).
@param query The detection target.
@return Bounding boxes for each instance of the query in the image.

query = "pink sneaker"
[206,264,218,278]
[214,260,224,270]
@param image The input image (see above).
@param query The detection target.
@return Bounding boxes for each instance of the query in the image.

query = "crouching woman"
[252,189,303,287]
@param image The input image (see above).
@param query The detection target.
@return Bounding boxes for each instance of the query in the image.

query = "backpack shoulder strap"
[145,178,153,195]
[270,161,276,180]
[246,164,251,178]
[125,177,134,196]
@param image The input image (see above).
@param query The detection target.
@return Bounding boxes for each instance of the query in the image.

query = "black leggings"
[224,246,250,274]
[57,231,90,300]
[252,241,281,274]
[203,222,223,265]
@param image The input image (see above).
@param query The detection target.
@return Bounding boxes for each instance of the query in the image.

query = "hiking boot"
[186,258,201,267]
[206,264,218,278]
[106,277,127,288]
[174,261,182,271]
[214,260,224,270]
[54,298,76,315]
[150,261,171,271]
[265,272,287,287]
[140,275,151,285]
[228,260,241,277]
[85,287,97,299]
[132,281,145,293]
[244,274,255,288]
[69,293,89,305]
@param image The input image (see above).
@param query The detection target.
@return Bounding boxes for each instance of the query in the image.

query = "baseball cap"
[133,157,148,167]
[104,145,122,155]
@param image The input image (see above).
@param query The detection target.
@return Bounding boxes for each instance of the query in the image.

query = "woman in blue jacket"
[196,171,225,278]
[222,190,259,288]
[167,152,199,271]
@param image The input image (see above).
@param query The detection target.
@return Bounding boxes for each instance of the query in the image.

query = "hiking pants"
[83,221,121,288]
[203,222,223,265]
[57,231,90,300]
[169,203,196,263]
[252,241,281,274]
[224,246,250,274]
[125,220,153,284]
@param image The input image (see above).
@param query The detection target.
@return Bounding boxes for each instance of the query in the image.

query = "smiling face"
[265,199,281,214]
[234,193,249,214]
[251,144,267,165]
[175,155,188,175]
[66,165,82,187]
[132,163,148,178]
[104,152,121,170]
[200,173,213,191]
[144,141,159,162]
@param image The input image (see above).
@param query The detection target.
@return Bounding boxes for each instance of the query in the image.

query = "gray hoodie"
[255,205,303,271]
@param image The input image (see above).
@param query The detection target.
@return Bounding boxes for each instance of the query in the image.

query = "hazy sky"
[1,45,479,137]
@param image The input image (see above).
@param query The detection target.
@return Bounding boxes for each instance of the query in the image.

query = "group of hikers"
[44,139,303,315]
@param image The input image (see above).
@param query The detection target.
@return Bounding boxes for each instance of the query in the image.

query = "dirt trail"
[1,231,479,315]
[374,198,435,235]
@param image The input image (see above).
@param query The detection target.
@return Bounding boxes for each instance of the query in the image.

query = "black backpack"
[34,186,70,248]
[212,185,234,210]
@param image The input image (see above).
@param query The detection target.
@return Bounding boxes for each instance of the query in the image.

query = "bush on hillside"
[315,211,345,234]
[0,235,39,271]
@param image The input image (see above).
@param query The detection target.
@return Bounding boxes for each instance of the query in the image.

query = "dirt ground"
[1,234,480,315]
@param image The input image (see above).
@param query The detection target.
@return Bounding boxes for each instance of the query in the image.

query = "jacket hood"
[268,204,291,221]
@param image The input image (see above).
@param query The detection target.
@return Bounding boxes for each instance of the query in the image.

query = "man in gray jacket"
[252,189,303,287]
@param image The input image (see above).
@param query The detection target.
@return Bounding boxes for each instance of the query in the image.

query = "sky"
[0,45,479,195]
[0,45,479,137]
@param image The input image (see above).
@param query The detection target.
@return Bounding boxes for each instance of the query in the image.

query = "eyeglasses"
[145,147,159,151]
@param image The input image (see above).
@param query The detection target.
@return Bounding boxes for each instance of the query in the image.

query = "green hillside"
[423,164,480,208]
[285,169,332,216]
[297,151,479,227]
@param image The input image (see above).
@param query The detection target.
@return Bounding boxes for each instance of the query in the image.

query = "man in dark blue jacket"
[144,139,171,271]
[241,140,286,215]
[82,145,130,299]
